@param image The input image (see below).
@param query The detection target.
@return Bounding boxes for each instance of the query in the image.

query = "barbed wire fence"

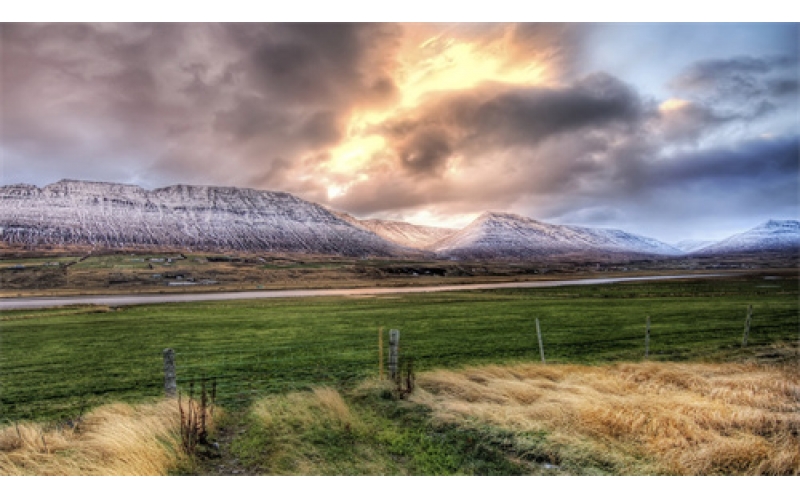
[2,303,797,425]
[166,303,797,408]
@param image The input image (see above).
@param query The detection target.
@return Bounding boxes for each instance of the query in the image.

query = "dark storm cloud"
[469,73,643,144]
[378,72,643,177]
[647,135,799,187]
[241,25,359,103]
[397,127,453,175]
[222,23,401,108]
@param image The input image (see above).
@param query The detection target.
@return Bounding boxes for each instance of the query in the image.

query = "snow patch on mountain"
[336,213,456,250]
[672,239,717,253]
[431,212,684,258]
[0,180,405,256]
[696,220,799,254]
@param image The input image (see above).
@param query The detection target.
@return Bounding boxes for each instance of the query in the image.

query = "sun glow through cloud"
[322,27,554,209]
[659,98,692,113]
[397,36,549,108]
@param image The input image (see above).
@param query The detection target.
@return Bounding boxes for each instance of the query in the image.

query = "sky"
[1,15,798,242]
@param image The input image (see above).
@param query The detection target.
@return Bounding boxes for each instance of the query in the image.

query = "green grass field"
[1,272,797,422]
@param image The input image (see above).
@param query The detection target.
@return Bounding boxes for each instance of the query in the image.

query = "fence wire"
[2,298,798,423]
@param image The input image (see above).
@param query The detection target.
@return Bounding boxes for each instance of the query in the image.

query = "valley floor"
[1,247,796,299]
[2,271,797,475]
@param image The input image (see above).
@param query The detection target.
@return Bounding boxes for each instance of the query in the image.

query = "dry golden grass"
[243,387,403,475]
[252,386,359,434]
[0,399,188,476]
[412,362,800,475]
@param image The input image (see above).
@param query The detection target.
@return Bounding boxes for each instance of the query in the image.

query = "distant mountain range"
[429,212,684,259]
[1,180,797,260]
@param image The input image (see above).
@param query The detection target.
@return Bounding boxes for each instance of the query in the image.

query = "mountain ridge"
[672,239,717,253]
[334,212,457,250]
[0,179,406,257]
[1,180,796,260]
[430,211,685,259]
[694,219,799,254]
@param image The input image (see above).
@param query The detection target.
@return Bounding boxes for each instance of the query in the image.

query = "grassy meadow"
[1,271,798,475]
[1,272,797,423]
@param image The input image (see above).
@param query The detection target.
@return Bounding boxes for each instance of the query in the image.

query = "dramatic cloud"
[1,23,403,188]
[377,72,643,175]
[669,54,799,123]
[671,55,797,96]
[1,23,797,241]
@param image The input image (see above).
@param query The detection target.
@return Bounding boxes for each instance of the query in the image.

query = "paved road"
[1,273,730,310]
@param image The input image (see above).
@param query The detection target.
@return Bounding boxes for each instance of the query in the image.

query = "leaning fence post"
[389,329,400,381]
[742,305,753,347]
[645,316,651,359]
[535,318,546,364]
[378,327,384,380]
[163,348,177,398]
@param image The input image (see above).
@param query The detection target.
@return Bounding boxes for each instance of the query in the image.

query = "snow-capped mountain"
[0,180,405,256]
[3,180,794,260]
[672,239,716,253]
[695,220,799,254]
[335,213,456,250]
[431,212,684,259]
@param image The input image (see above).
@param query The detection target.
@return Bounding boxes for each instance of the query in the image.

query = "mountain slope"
[431,212,684,259]
[0,180,404,256]
[335,213,456,250]
[696,220,799,254]
[673,239,716,253]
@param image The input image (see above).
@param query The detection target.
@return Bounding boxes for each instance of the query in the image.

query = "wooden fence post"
[163,348,177,398]
[536,318,546,364]
[378,327,384,380]
[742,305,753,347]
[645,316,651,359]
[389,329,400,381]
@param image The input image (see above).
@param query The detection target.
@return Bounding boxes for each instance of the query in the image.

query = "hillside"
[335,213,456,250]
[673,239,716,253]
[0,180,404,257]
[697,220,799,254]
[431,212,684,259]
